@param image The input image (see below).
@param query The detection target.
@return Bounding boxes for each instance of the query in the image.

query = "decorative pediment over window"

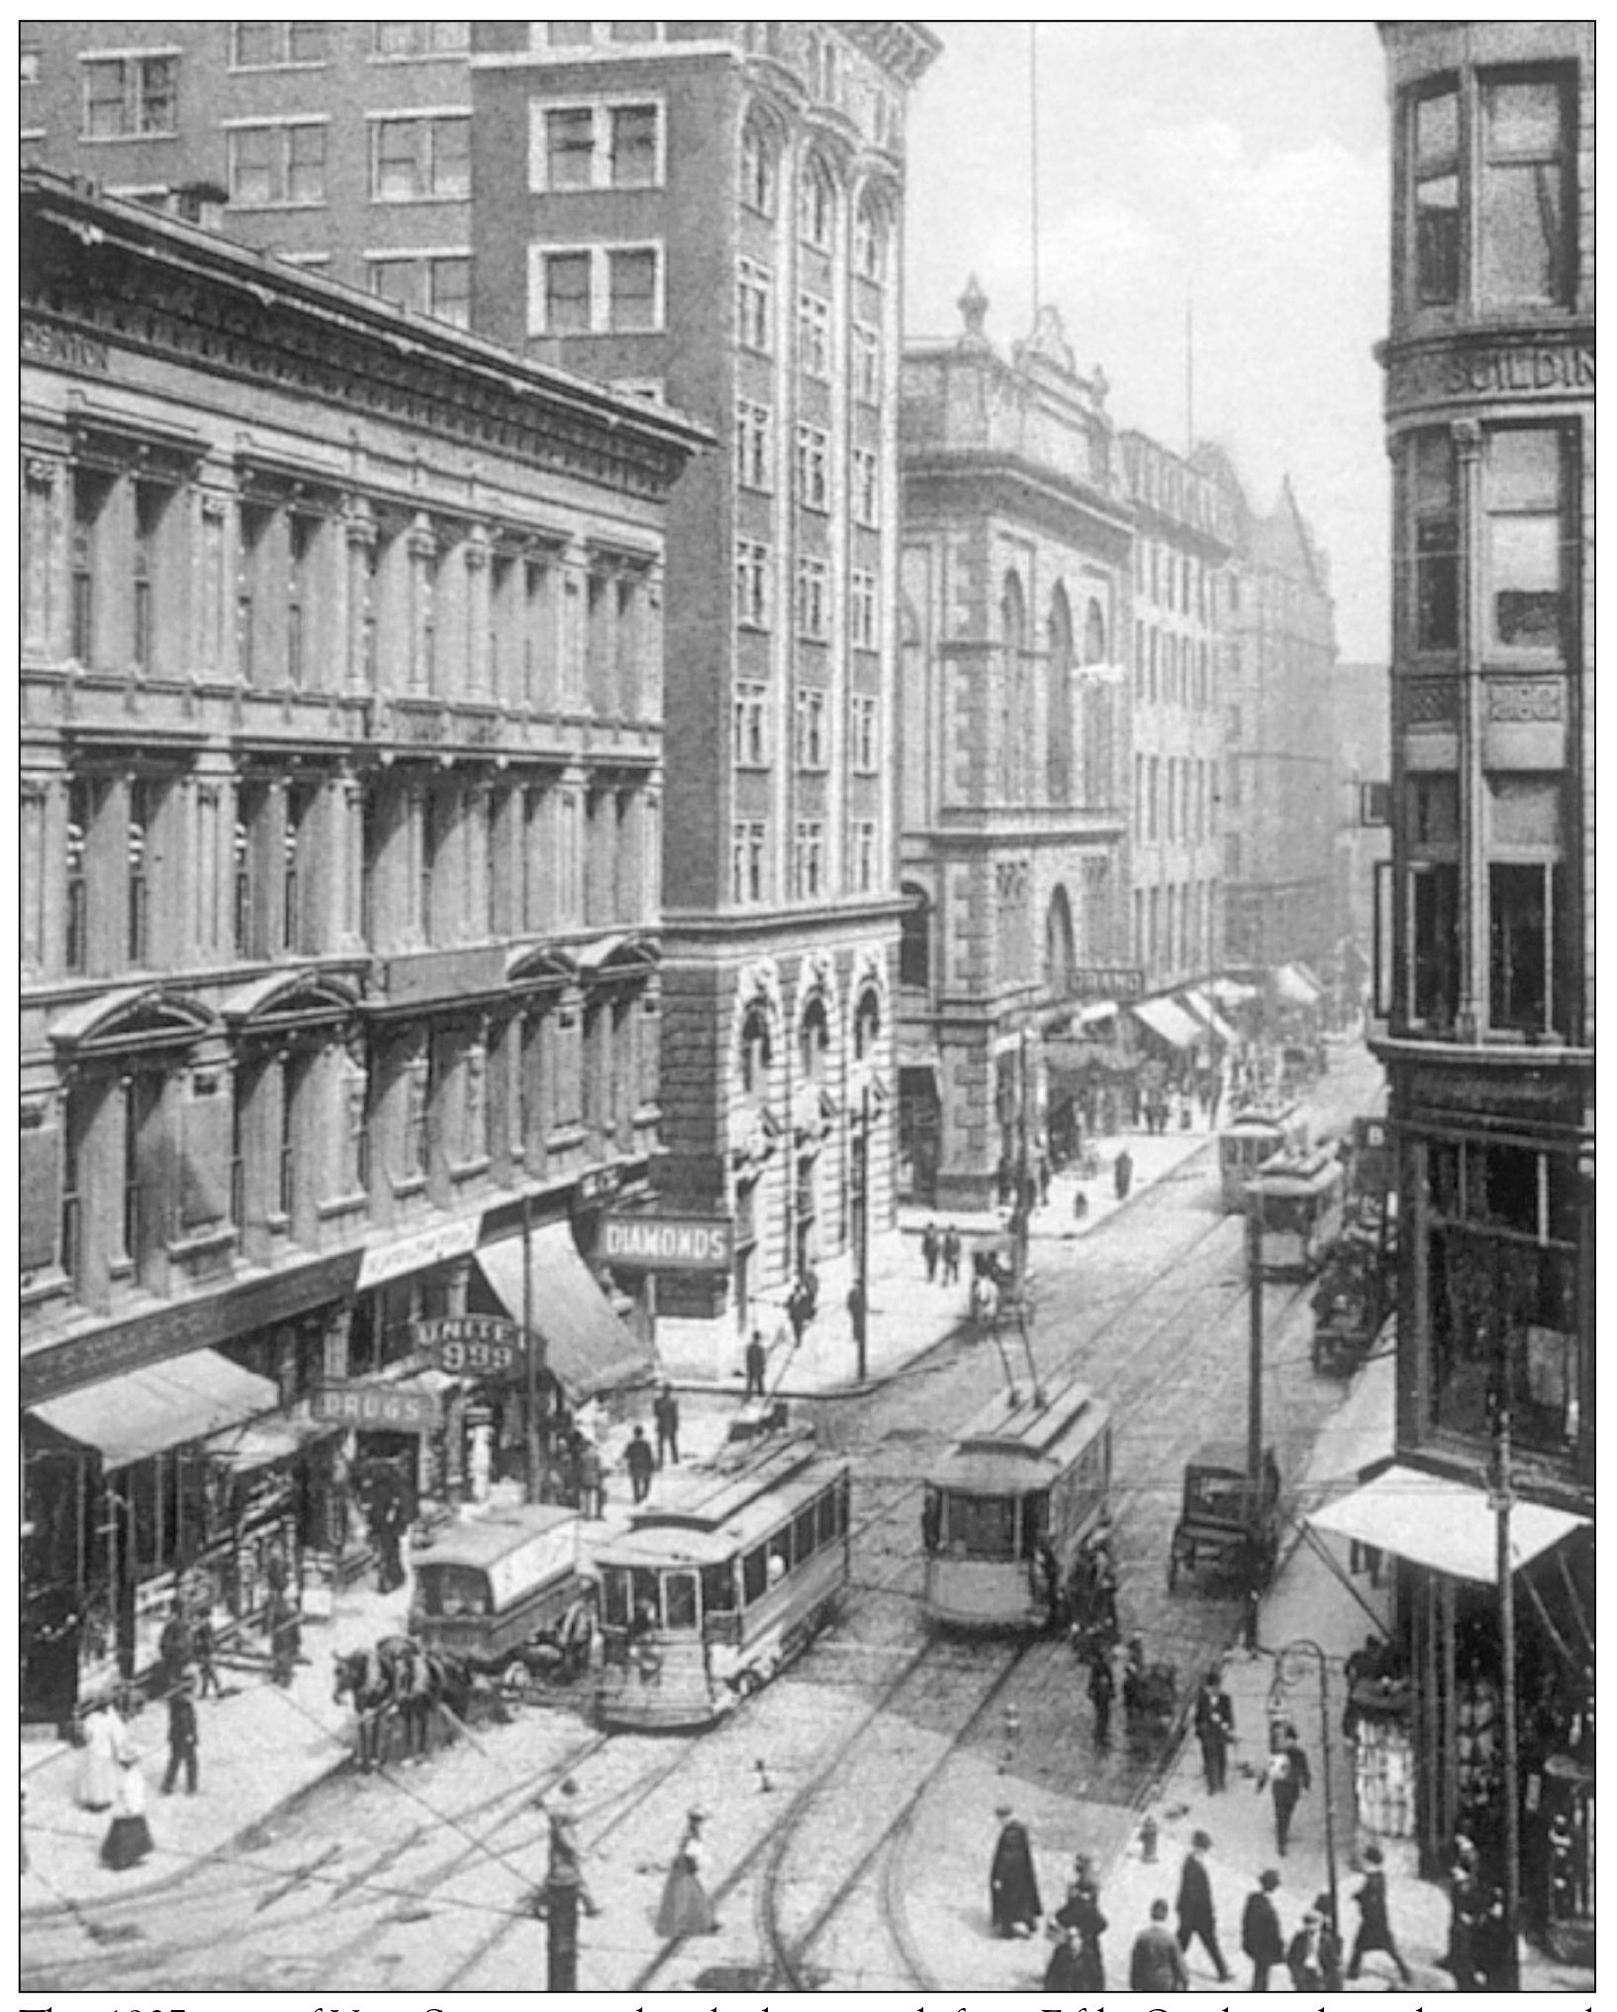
[221,967,361,1033]
[50,985,218,1059]
[507,943,578,989]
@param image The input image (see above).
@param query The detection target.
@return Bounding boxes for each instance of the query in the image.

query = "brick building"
[20,19,942,1380]
[897,289,1132,1209]
[19,170,704,1715]
[1321,20,1594,1915]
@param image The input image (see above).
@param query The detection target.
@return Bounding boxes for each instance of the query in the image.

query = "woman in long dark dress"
[989,1805,1042,1937]
[655,1809,719,1937]
[1053,1862,1108,1989]
[100,1753,154,1871]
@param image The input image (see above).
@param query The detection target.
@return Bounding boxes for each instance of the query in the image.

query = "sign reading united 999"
[600,1212,735,1271]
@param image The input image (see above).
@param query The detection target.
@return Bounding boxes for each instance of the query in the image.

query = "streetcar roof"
[1247,1153,1344,1199]
[602,1439,848,1559]
[931,1376,1110,1487]
[590,1525,735,1570]
[413,1504,580,1570]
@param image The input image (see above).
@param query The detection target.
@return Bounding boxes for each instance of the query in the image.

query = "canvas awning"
[1274,962,1323,1006]
[1179,987,1239,1046]
[1076,1000,1119,1029]
[30,1353,281,1473]
[206,1409,343,1472]
[1210,977,1258,1006]
[1128,996,1203,1049]
[477,1222,654,1403]
[1307,1465,1589,1585]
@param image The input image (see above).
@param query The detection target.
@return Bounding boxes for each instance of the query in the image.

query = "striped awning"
[1129,996,1203,1049]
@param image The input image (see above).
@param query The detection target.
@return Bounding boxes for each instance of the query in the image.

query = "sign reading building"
[313,1382,440,1433]
[414,1315,527,1380]
[600,1213,734,1272]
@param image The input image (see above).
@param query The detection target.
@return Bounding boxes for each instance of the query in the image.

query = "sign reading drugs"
[313,1382,440,1433]
[415,1315,527,1380]
[600,1213,734,1272]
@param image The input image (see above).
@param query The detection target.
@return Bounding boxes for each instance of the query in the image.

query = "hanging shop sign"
[599,1213,734,1272]
[1071,966,1146,1001]
[415,1315,527,1380]
[312,1382,440,1433]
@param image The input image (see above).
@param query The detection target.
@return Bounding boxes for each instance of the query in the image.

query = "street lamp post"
[853,1077,871,1384]
[1268,1637,1339,1930]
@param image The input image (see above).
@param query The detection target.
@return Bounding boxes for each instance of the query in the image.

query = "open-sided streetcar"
[593,1430,850,1731]
[922,1376,1112,1631]
[1218,1104,1308,1212]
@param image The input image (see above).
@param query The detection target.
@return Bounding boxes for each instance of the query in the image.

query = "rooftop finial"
[958,273,990,347]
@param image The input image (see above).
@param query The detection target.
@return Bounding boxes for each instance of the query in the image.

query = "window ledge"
[229,199,330,215]
[170,1225,237,1261]
[391,1177,428,1201]
[547,1124,587,1152]
[450,1156,493,1183]
[317,1193,368,1222]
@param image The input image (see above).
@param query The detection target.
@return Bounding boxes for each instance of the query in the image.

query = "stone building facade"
[897,290,1132,1210]
[1353,19,1594,1900]
[19,172,704,1713]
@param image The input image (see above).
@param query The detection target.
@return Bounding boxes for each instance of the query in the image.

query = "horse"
[333,1643,394,1772]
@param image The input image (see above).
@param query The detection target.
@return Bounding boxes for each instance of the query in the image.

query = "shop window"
[1483,427,1570,656]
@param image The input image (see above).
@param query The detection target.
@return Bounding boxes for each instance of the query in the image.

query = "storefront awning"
[206,1409,343,1472]
[477,1222,655,1403]
[1128,996,1203,1049]
[1210,976,1258,1006]
[1076,1000,1119,1029]
[1178,987,1239,1046]
[1274,962,1323,1006]
[1307,1465,1589,1584]
[30,1352,281,1473]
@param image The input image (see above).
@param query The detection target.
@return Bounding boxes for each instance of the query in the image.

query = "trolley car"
[1218,1104,1309,1211]
[922,1377,1112,1631]
[1247,1148,1346,1277]
[594,1431,850,1731]
[408,1504,586,1676]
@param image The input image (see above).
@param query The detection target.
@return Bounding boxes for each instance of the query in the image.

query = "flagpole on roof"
[1029,23,1041,320]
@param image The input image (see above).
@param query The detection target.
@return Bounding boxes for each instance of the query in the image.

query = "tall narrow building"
[1342,19,1594,1903]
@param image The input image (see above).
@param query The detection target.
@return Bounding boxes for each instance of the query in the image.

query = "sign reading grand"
[1071,966,1147,1001]
[313,1382,440,1433]
[415,1315,527,1380]
[600,1213,734,1272]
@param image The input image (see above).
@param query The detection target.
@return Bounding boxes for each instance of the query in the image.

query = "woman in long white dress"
[74,1696,126,1812]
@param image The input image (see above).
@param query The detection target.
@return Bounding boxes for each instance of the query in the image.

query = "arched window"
[1045,886,1076,999]
[1083,598,1107,665]
[799,995,830,1083]
[739,1001,773,1105]
[899,883,930,991]
[852,986,880,1062]
[1047,585,1074,804]
[739,114,777,218]
[800,154,838,252]
[853,192,889,284]
[999,570,1029,803]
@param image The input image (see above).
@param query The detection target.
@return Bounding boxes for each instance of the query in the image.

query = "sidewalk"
[1094,1349,1594,1993]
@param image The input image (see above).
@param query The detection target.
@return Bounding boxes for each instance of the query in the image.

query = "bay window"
[1410,429,1459,652]
[1480,73,1572,306]
[1482,426,1570,656]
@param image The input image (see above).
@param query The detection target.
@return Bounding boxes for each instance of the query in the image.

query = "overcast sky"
[904,21,1390,661]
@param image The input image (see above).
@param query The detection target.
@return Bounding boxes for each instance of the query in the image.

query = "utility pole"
[541,1861,580,1991]
[523,1189,540,1504]
[1244,1194,1265,1650]
[853,1078,870,1384]
[1493,1394,1522,1990]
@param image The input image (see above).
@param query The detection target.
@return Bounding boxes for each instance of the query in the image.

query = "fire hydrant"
[999,1702,1021,1772]
[1139,1813,1159,1864]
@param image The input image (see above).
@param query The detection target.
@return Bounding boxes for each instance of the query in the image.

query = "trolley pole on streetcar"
[1492,1394,1523,1990]
[1244,1192,1265,1649]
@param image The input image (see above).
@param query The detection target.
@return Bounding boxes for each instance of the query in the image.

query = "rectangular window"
[851,447,879,528]
[738,257,772,353]
[1490,861,1561,1033]
[610,103,658,188]
[852,323,881,405]
[83,53,177,138]
[1483,426,1569,655]
[798,292,830,379]
[541,250,592,334]
[850,570,877,650]
[1410,861,1460,1027]
[374,22,470,58]
[371,114,470,201]
[731,820,766,904]
[853,819,877,894]
[851,693,879,772]
[1411,429,1459,652]
[794,820,824,899]
[735,398,772,491]
[546,105,595,188]
[796,556,829,641]
[232,23,328,68]
[229,120,328,207]
[607,246,658,331]
[1412,85,1461,305]
[795,426,830,512]
[1480,73,1571,307]
[735,539,770,629]
[733,682,768,767]
[795,686,827,768]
